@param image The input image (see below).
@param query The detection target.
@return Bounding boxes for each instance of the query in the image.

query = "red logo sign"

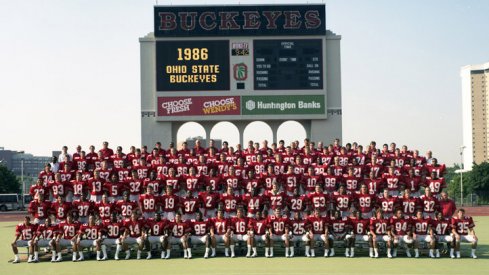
[157,96,241,116]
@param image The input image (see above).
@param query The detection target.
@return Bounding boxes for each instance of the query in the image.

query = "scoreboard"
[156,40,230,91]
[153,4,328,119]
[254,39,323,90]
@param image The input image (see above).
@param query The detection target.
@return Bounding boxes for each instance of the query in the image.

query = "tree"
[468,162,489,202]
[0,165,21,193]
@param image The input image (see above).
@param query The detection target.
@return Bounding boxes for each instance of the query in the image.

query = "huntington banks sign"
[157,95,325,119]
[242,95,324,115]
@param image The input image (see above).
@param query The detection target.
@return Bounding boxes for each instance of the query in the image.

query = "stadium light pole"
[21,158,25,210]
[460,146,466,206]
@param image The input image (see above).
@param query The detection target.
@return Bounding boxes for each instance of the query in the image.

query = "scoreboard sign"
[153,4,328,120]
[254,39,323,90]
[154,5,325,37]
[156,40,230,91]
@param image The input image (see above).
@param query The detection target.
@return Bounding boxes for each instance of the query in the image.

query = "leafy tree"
[0,165,20,193]
[468,162,489,202]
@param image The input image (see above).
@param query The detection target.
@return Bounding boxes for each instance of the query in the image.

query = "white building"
[461,61,489,170]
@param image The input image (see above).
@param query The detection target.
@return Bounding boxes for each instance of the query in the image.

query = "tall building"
[461,61,489,170]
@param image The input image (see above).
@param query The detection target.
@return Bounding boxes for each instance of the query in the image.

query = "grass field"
[1,217,488,275]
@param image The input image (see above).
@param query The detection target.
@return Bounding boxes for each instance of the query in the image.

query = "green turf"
[2,217,488,275]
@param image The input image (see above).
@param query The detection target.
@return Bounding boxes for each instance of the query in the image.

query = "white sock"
[51,252,56,261]
[270,247,274,256]
[350,247,355,256]
[205,247,210,256]
[137,250,141,258]
[72,253,77,261]
[115,245,121,257]
[247,245,251,255]
[161,251,166,258]
[166,249,171,257]
[102,245,107,258]
[252,247,257,254]
[311,249,315,257]
[230,245,235,254]
[265,247,269,256]
[471,249,476,255]
[79,251,84,259]
[285,247,289,256]
[34,252,39,260]
[290,246,294,256]
[305,246,310,255]
[211,248,216,255]
[96,251,101,259]
[57,252,62,259]
[225,247,229,256]
[183,249,188,258]
[345,248,350,254]
[187,248,192,257]
[14,254,19,261]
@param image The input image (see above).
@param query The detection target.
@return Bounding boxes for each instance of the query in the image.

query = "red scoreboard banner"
[157,96,240,116]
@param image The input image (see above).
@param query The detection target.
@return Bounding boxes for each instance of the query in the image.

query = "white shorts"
[271,234,289,242]
[331,233,347,241]
[124,237,138,245]
[436,235,453,243]
[232,234,250,242]
[79,239,98,248]
[37,239,54,247]
[459,235,477,243]
[291,235,307,242]
[393,235,414,245]
[254,235,267,242]
[59,239,75,247]
[191,235,208,244]
[148,236,165,244]
[15,240,30,247]
[213,234,229,243]
[373,235,391,242]
[169,236,186,245]
[355,235,370,242]
[103,238,119,246]
[415,235,431,243]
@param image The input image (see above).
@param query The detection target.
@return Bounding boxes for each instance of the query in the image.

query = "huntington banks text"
[166,65,220,83]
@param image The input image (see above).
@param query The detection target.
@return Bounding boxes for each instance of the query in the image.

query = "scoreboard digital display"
[253,39,323,90]
[156,40,230,91]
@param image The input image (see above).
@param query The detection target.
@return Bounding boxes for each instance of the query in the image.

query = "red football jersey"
[191,220,211,236]
[451,216,475,235]
[15,223,37,240]
[211,217,231,235]
[268,215,290,235]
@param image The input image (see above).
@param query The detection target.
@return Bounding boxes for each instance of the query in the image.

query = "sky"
[0,0,488,166]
